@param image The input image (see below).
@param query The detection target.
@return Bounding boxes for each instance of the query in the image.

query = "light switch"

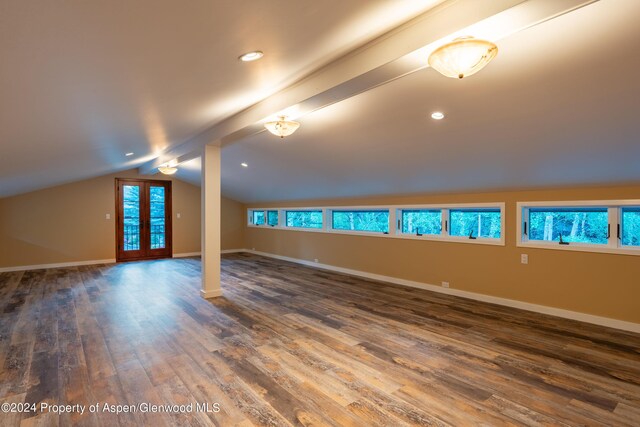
[177,213,181,219]
[105,213,111,220]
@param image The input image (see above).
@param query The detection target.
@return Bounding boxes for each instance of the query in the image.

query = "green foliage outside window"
[450,209,501,239]
[621,208,640,247]
[267,211,278,226]
[286,211,323,229]
[528,208,607,244]
[252,211,265,225]
[401,210,441,235]
[332,210,389,233]
[149,186,165,249]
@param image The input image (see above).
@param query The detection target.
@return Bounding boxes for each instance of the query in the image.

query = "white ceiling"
[205,0,639,202]
[2,1,639,203]
[0,0,441,197]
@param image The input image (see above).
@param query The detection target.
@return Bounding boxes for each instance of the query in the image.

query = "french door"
[116,179,172,262]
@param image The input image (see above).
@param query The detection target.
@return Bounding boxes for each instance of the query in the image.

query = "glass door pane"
[149,185,166,249]
[116,179,171,262]
[123,185,141,251]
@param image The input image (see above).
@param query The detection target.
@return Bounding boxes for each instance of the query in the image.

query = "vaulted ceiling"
[0,0,442,196]
[2,0,639,202]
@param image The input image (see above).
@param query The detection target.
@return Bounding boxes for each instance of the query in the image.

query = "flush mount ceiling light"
[241,162,248,167]
[125,152,134,157]
[158,160,178,175]
[264,115,300,138]
[238,50,264,62]
[158,165,177,175]
[428,36,498,79]
[431,112,445,120]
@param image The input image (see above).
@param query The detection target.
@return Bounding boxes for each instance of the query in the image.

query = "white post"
[201,144,222,298]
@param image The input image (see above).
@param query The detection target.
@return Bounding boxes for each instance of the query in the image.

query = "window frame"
[620,207,640,248]
[248,209,280,227]
[395,203,505,245]
[251,210,266,226]
[283,209,325,231]
[448,207,503,240]
[266,210,279,227]
[517,200,640,256]
[327,208,391,235]
[397,208,443,237]
[247,203,505,246]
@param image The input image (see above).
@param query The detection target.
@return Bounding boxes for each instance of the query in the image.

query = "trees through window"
[247,201,639,254]
[252,210,265,225]
[400,210,441,235]
[527,208,608,244]
[248,204,505,244]
[286,210,323,229]
[267,210,278,226]
[519,202,640,253]
[332,210,389,233]
[621,207,640,247]
[450,209,501,239]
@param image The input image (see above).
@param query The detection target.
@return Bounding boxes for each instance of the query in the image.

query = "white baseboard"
[0,249,243,272]
[0,258,116,273]
[173,252,202,258]
[244,249,640,334]
[175,250,243,258]
[200,288,222,299]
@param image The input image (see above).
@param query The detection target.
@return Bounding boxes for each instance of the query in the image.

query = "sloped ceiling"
[0,0,441,197]
[210,0,640,202]
[2,0,639,203]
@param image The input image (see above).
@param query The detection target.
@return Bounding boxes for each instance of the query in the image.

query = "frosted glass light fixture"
[428,36,498,79]
[158,166,177,175]
[158,160,178,175]
[264,115,300,138]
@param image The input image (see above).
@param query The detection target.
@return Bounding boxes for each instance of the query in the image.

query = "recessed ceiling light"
[125,152,134,156]
[238,51,263,62]
[241,162,248,167]
[431,112,445,120]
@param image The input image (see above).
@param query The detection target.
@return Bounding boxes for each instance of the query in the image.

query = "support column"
[201,144,222,298]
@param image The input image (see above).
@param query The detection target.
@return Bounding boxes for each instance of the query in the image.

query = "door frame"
[115,178,173,262]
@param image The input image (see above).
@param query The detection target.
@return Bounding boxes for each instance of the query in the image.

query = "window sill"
[395,233,504,246]
[517,241,640,256]
[248,224,324,233]
[247,224,505,246]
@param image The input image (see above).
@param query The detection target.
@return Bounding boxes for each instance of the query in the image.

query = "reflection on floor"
[1,253,639,426]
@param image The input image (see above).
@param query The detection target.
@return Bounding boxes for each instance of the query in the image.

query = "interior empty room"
[1,1,640,426]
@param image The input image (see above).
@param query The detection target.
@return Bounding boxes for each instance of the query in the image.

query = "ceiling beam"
[139,0,597,175]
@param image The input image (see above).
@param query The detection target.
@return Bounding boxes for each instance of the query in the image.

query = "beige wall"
[221,196,245,250]
[4,175,638,324]
[245,184,640,324]
[0,169,243,268]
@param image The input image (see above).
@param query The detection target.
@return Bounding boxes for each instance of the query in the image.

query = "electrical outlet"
[252,248,256,251]
[441,281,449,288]
[105,213,111,220]
[176,212,181,219]
[314,258,319,263]
[521,254,529,264]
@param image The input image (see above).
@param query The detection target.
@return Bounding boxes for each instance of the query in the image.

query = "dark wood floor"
[1,253,639,426]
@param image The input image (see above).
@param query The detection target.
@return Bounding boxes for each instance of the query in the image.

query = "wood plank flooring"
[1,252,639,426]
